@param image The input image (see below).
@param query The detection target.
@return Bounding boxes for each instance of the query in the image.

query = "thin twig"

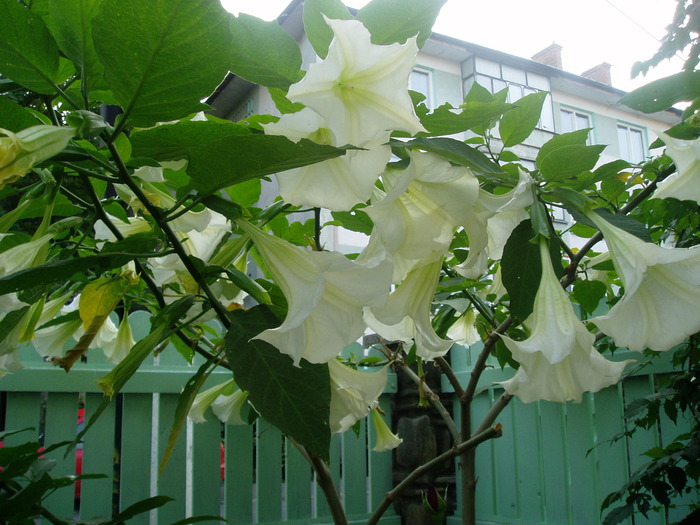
[398,363,460,442]
[462,317,513,405]
[473,392,513,436]
[435,356,464,398]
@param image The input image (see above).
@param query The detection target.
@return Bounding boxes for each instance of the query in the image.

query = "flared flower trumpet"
[588,211,700,352]
[287,17,425,144]
[652,132,700,204]
[329,359,388,434]
[499,240,630,403]
[1,125,76,188]
[263,107,391,211]
[238,220,392,365]
[370,408,402,452]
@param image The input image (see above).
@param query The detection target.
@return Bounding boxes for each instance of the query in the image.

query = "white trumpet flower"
[588,211,700,352]
[370,409,402,452]
[652,132,700,204]
[499,240,630,403]
[329,359,388,434]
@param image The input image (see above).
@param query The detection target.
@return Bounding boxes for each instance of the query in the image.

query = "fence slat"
[343,419,368,515]
[157,393,187,524]
[224,423,254,523]
[119,393,154,525]
[539,401,569,524]
[79,392,117,522]
[257,419,283,523]
[191,417,223,517]
[513,398,545,522]
[42,392,79,521]
[285,439,313,520]
[565,395,599,525]
[316,433,342,519]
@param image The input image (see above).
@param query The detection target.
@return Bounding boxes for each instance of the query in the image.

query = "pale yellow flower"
[370,409,402,452]
[329,360,388,433]
[652,132,700,204]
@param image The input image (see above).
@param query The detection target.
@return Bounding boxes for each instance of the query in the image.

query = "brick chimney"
[531,43,563,69]
[581,62,612,85]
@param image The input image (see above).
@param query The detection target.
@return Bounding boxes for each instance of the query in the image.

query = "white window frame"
[617,123,646,163]
[410,68,433,110]
[560,108,593,144]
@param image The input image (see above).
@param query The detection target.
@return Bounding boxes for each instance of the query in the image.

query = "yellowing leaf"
[79,277,129,329]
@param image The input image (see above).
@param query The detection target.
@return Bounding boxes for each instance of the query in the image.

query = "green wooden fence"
[0,311,399,525]
[445,344,696,525]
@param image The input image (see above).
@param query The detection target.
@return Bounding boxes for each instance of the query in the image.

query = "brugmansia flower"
[0,125,76,188]
[0,234,53,277]
[499,240,629,403]
[652,133,700,204]
[366,258,453,360]
[101,315,135,364]
[456,170,533,279]
[238,220,392,365]
[287,17,425,144]
[370,408,402,451]
[263,108,391,211]
[211,389,249,425]
[447,307,480,346]
[365,151,479,281]
[588,211,700,352]
[188,379,235,423]
[329,359,388,434]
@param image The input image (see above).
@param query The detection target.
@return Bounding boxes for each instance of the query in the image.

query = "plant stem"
[398,363,460,442]
[365,425,503,525]
[310,453,348,525]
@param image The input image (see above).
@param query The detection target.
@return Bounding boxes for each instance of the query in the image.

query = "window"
[465,57,555,131]
[617,124,645,163]
[560,109,592,144]
[410,69,432,109]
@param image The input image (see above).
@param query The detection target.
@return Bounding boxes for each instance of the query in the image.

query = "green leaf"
[0,97,41,132]
[573,280,607,315]
[93,0,232,128]
[106,496,174,524]
[0,234,163,295]
[131,118,252,162]
[159,357,218,476]
[0,0,61,93]
[226,306,331,462]
[46,0,104,96]
[268,88,305,115]
[501,220,563,321]
[0,307,29,344]
[537,129,607,182]
[330,208,374,236]
[356,0,447,48]
[390,137,503,175]
[619,71,700,113]
[498,91,548,147]
[186,135,348,196]
[529,200,551,239]
[303,0,352,59]
[225,178,261,208]
[224,267,271,305]
[417,101,512,137]
[593,208,652,242]
[229,14,303,89]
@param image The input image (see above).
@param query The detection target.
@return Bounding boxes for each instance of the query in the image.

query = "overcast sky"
[222,0,685,93]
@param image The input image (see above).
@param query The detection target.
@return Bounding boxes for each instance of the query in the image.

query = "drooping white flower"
[329,359,388,434]
[239,220,392,365]
[455,170,534,279]
[364,151,479,281]
[263,108,391,211]
[498,240,630,403]
[94,214,152,242]
[287,17,425,144]
[366,258,452,360]
[447,307,480,346]
[189,379,235,423]
[0,234,53,277]
[588,211,700,352]
[211,389,249,426]
[652,132,700,204]
[370,409,402,452]
[101,315,135,364]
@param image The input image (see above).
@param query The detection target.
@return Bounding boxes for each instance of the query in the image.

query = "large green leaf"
[92,0,232,128]
[501,220,564,321]
[131,118,251,161]
[0,97,40,132]
[356,0,447,47]
[226,306,331,462]
[498,91,548,147]
[186,134,348,196]
[0,0,61,94]
[418,101,512,137]
[229,14,303,89]
[619,71,700,113]
[47,0,104,96]
[537,129,607,182]
[390,137,503,175]
[303,0,352,59]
